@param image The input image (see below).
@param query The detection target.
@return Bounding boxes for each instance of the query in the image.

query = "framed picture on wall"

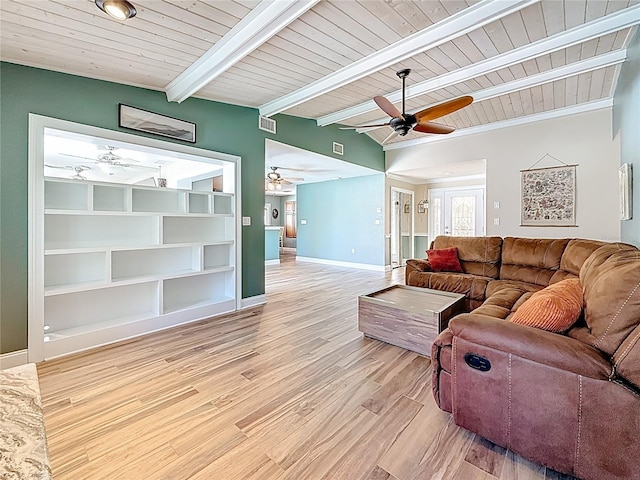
[620,163,633,220]
[119,104,196,143]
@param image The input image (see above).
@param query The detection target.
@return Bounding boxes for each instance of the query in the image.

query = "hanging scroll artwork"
[521,165,576,227]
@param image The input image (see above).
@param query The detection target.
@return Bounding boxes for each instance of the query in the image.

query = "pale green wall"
[614,30,640,247]
[0,62,384,353]
[297,174,385,266]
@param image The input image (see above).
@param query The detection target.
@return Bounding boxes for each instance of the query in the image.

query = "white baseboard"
[296,256,386,272]
[241,294,267,309]
[0,350,28,370]
[265,259,280,265]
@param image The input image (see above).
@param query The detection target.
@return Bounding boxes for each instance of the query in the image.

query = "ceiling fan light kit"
[341,69,474,144]
[95,0,137,21]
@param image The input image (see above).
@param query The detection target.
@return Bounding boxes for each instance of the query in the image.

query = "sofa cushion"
[500,237,569,287]
[549,239,606,284]
[510,279,583,333]
[406,271,491,303]
[473,287,530,319]
[431,236,502,279]
[580,243,640,356]
[427,247,463,272]
[612,323,640,390]
[485,279,543,298]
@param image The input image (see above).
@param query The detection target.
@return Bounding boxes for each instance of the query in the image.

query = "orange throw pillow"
[510,279,583,333]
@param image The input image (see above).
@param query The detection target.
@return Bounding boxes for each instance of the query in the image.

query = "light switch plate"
[494,202,500,209]
[300,219,307,224]
[242,216,251,226]
[493,218,500,226]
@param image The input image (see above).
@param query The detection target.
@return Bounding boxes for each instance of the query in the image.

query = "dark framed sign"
[119,104,196,143]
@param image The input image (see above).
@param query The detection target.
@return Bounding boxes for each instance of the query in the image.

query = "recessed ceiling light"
[95,0,137,20]
[443,171,452,175]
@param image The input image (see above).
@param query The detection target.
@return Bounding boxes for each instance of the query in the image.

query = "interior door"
[430,188,485,237]
[390,188,414,267]
[285,201,296,238]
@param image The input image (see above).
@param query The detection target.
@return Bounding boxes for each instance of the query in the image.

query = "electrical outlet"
[242,216,251,226]
[376,207,382,213]
[300,219,307,225]
[493,202,500,209]
[493,218,500,226]
[375,219,380,225]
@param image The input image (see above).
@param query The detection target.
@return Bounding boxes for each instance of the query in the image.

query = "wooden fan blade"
[413,122,455,134]
[381,130,399,145]
[414,96,473,123]
[340,122,390,130]
[374,96,403,119]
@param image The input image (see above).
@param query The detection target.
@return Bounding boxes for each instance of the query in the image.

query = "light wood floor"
[38,253,575,480]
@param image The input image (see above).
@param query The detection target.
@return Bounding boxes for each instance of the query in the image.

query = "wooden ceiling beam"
[258,0,539,118]
[320,5,640,127]
[165,0,319,103]
[356,49,627,133]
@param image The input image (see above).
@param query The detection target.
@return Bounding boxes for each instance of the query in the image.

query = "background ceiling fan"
[59,145,157,175]
[266,166,304,191]
[45,164,92,180]
[342,69,473,144]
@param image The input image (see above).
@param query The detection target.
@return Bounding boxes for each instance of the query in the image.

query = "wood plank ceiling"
[1,0,638,149]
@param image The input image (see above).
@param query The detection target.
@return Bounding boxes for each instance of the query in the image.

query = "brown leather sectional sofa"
[405,236,640,480]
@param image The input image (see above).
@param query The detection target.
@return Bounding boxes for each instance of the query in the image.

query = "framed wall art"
[521,164,577,227]
[119,104,196,143]
[619,163,633,220]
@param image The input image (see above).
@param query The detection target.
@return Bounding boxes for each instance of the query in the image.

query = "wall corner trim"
[240,294,267,309]
[0,350,29,370]
[296,256,386,272]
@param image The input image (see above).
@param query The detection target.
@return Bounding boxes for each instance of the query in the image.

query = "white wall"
[386,108,621,242]
[614,30,640,247]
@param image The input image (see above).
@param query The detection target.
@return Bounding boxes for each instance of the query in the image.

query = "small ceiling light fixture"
[95,0,137,21]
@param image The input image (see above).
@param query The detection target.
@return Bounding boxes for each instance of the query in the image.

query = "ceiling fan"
[266,166,303,191]
[45,164,92,180]
[59,146,156,175]
[341,69,473,144]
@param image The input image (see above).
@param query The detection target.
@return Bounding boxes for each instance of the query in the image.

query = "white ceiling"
[2,0,638,181]
[265,139,379,195]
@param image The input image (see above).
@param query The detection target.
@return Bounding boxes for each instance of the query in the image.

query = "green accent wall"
[0,62,384,354]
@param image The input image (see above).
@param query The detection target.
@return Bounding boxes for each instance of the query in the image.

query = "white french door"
[390,187,414,267]
[429,187,485,238]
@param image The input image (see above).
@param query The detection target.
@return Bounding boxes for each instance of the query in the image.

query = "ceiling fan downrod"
[397,68,411,116]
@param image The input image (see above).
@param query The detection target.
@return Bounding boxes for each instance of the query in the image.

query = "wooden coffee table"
[358,284,465,357]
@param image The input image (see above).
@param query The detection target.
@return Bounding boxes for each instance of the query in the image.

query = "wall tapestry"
[521,164,576,226]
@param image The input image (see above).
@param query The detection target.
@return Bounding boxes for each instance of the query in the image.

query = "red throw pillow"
[427,247,463,273]
[510,278,583,333]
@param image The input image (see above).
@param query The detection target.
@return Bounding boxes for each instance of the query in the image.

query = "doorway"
[390,187,414,268]
[429,186,485,237]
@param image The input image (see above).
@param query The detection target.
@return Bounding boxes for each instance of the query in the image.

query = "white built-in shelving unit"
[29,115,241,361]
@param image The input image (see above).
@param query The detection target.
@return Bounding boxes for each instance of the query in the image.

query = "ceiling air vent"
[333,142,344,156]
[259,115,276,134]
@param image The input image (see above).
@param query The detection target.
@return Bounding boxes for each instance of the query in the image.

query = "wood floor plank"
[456,460,501,480]
[37,252,564,479]
[500,448,546,480]
[377,393,452,479]
[465,435,508,476]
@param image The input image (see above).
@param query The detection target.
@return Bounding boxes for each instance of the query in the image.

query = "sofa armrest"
[405,258,432,272]
[449,313,611,380]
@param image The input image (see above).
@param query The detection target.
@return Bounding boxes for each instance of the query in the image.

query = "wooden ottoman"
[358,284,465,357]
